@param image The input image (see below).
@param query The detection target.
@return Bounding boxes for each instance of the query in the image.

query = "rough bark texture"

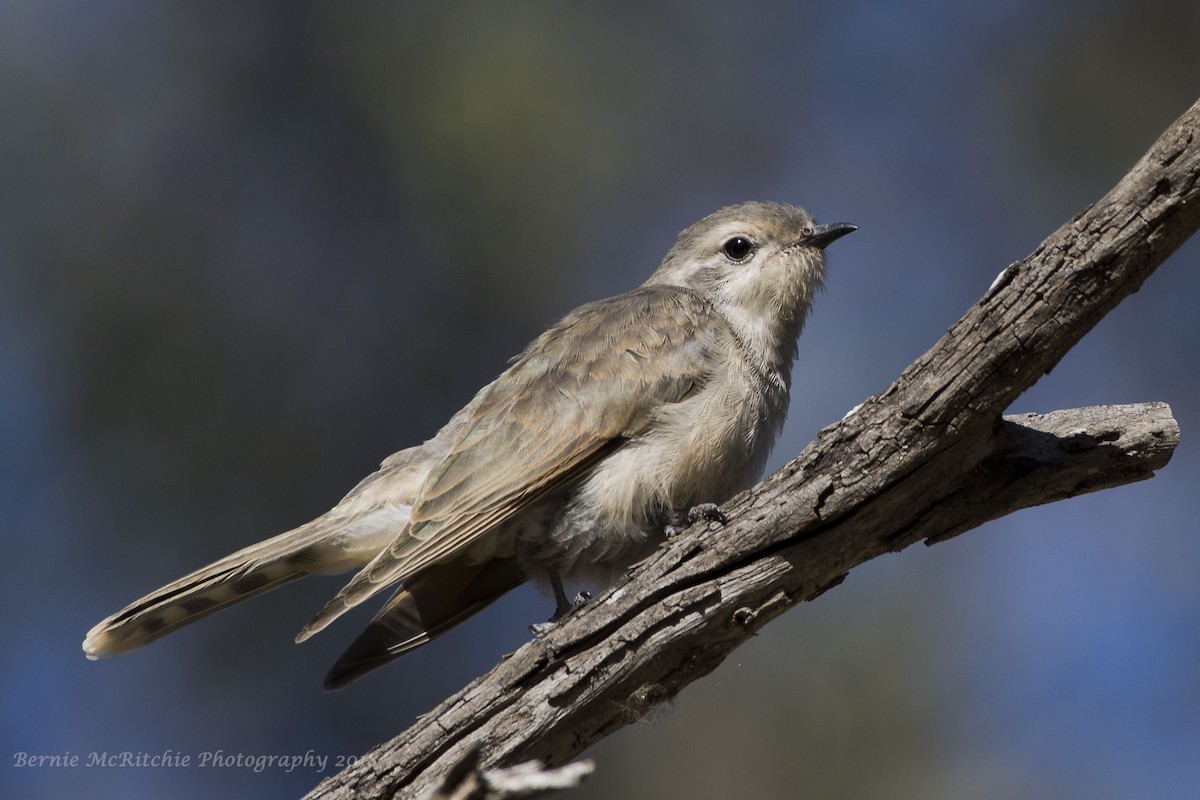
[425,745,594,800]
[305,98,1199,800]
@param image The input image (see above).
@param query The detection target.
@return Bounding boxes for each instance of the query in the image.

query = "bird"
[83,201,855,690]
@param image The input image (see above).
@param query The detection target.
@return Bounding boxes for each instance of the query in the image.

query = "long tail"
[83,519,384,660]
[323,557,524,691]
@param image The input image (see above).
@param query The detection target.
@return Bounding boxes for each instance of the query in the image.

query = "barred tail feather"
[83,561,303,659]
[83,519,377,660]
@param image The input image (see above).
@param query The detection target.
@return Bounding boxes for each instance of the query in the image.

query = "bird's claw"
[530,591,592,635]
[665,502,728,538]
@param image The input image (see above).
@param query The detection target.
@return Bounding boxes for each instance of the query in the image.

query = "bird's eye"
[721,236,755,262]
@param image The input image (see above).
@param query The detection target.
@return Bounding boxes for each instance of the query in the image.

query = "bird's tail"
[323,557,525,691]
[83,519,381,660]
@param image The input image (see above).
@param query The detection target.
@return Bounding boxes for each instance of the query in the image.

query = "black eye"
[721,236,755,262]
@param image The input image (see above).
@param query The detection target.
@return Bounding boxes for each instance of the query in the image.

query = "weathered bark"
[424,745,594,800]
[305,98,1199,800]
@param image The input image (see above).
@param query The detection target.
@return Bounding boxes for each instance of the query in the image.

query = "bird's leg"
[665,502,728,538]
[529,570,591,635]
[549,570,572,618]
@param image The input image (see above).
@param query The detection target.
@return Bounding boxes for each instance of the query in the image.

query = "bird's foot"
[529,591,591,635]
[665,502,728,538]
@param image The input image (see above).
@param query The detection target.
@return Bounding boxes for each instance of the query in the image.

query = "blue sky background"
[3,2,1199,798]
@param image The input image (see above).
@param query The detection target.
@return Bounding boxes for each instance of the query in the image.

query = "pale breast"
[534,354,788,582]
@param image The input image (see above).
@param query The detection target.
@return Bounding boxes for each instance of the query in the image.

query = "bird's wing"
[297,286,726,639]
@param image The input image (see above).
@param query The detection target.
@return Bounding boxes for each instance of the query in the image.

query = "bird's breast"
[529,362,788,582]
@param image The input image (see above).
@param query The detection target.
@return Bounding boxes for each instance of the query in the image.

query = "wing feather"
[297,286,725,639]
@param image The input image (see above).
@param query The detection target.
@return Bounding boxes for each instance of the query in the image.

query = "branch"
[424,747,594,800]
[305,98,1199,799]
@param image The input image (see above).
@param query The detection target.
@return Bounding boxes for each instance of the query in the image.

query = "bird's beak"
[805,222,857,249]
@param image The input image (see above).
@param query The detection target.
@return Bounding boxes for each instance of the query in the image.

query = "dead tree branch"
[424,746,594,800]
[305,98,1199,799]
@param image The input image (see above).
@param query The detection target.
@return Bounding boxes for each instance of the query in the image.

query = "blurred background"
[3,1,1199,798]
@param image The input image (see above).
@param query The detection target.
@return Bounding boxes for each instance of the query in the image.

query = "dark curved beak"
[806,222,857,249]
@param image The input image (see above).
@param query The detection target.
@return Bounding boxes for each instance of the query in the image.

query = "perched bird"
[83,201,855,689]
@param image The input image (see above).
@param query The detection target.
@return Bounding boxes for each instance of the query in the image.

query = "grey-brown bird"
[83,201,855,689]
